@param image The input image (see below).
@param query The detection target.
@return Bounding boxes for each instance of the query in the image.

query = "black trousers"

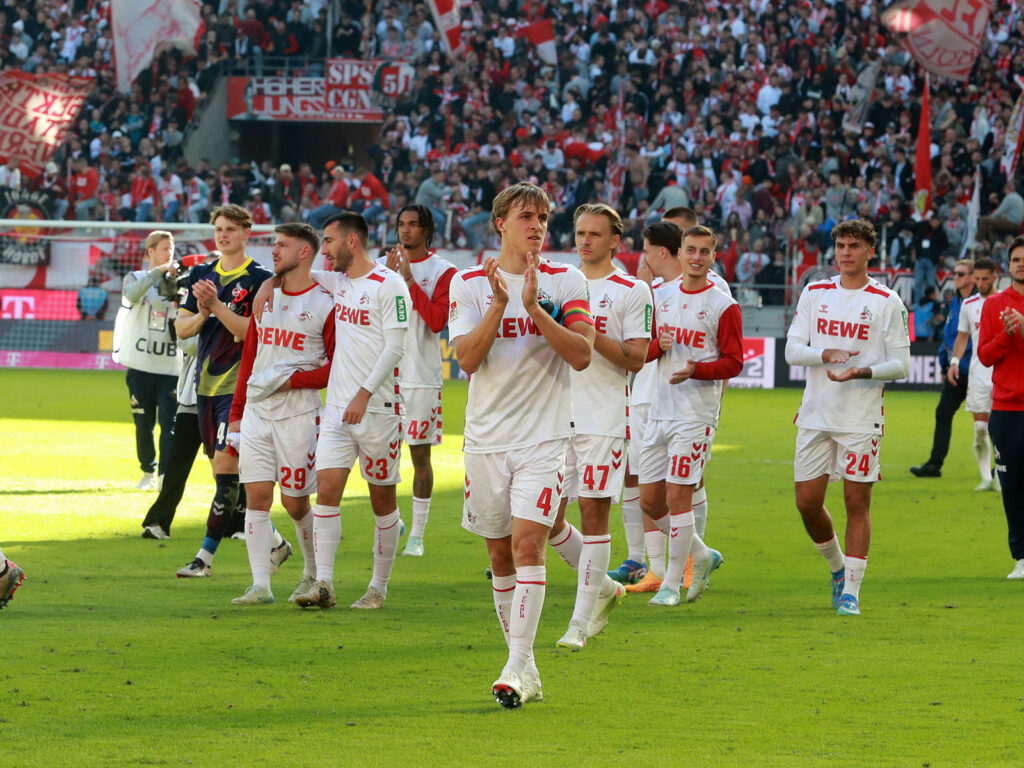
[126,368,178,475]
[926,369,969,468]
[989,410,1024,560]
[141,410,202,534]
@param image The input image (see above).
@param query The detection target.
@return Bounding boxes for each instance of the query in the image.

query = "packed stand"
[1,0,1022,305]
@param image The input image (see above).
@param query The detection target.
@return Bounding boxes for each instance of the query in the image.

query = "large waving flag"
[881,0,992,81]
[516,20,557,65]
[426,0,463,58]
[1001,77,1024,178]
[111,0,201,93]
[914,73,932,217]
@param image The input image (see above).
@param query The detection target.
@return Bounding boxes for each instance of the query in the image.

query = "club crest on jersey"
[598,293,612,309]
[696,308,709,321]
[297,311,311,322]
[358,293,370,306]
[859,306,873,322]
[228,285,249,311]
[537,288,552,304]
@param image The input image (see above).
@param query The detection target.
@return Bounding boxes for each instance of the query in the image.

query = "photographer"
[113,231,182,490]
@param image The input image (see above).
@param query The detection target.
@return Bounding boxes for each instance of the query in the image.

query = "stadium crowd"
[2,0,1024,302]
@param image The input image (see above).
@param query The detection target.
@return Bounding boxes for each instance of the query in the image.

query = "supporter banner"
[0,70,92,178]
[227,60,413,123]
[111,0,201,93]
[842,59,881,134]
[775,340,943,391]
[0,289,79,320]
[0,189,57,266]
[881,0,991,82]
[516,20,557,65]
[914,73,932,216]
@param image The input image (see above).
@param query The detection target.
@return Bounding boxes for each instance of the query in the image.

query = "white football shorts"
[637,420,714,487]
[238,408,319,497]
[316,404,403,486]
[563,434,627,500]
[965,372,993,414]
[794,428,882,483]
[462,438,568,539]
[626,402,649,476]
[403,386,443,446]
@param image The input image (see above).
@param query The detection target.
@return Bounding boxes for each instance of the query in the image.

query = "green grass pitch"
[1,368,1020,767]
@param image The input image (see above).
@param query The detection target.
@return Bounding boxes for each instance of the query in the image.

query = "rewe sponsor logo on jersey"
[337,305,371,326]
[817,318,870,340]
[258,326,307,350]
[594,315,610,333]
[496,316,542,338]
[660,324,707,348]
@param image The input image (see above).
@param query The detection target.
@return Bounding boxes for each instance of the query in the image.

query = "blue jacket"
[938,289,974,375]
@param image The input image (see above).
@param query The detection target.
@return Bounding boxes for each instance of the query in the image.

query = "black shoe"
[910,462,941,477]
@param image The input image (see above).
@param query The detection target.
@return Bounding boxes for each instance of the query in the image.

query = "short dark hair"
[663,206,698,228]
[642,220,682,254]
[972,256,997,273]
[397,203,435,247]
[275,222,320,254]
[682,224,717,250]
[831,218,876,248]
[1008,235,1024,261]
[324,210,369,249]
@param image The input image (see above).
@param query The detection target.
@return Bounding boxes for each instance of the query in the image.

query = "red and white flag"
[914,73,932,217]
[0,70,92,178]
[517,19,557,65]
[1000,77,1024,178]
[111,0,201,93]
[881,0,992,82]
[426,0,463,58]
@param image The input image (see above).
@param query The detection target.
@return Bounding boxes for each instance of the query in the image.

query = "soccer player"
[382,204,457,557]
[977,237,1024,580]
[227,223,335,605]
[785,219,911,616]
[449,183,594,708]
[0,549,25,610]
[948,257,1001,491]
[290,211,411,610]
[640,223,741,607]
[547,203,652,650]
[174,205,290,578]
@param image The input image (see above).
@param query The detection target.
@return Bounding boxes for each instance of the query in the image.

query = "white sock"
[244,509,273,589]
[814,534,846,573]
[645,530,667,579]
[652,512,670,536]
[411,495,430,538]
[571,535,611,628]
[693,485,708,539]
[293,511,316,578]
[369,508,401,594]
[973,421,993,481]
[313,503,341,584]
[491,573,516,647]
[197,548,215,566]
[663,510,695,591]
[844,556,867,599]
[621,487,645,563]
[507,565,546,675]
[549,522,583,569]
[272,527,284,547]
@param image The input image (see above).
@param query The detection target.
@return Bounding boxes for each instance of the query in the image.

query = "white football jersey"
[377,250,457,388]
[649,281,742,427]
[958,293,993,386]
[788,275,910,434]
[708,269,732,297]
[629,276,670,407]
[314,266,411,415]
[574,270,653,438]
[448,259,592,453]
[242,284,335,420]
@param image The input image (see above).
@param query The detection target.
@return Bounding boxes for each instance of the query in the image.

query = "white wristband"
[949,356,959,368]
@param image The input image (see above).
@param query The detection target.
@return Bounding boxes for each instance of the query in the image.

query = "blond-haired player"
[449,183,595,708]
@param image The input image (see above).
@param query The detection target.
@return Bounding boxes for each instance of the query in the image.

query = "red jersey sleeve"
[229,314,259,422]
[289,311,336,390]
[692,303,744,380]
[408,267,456,333]
[977,296,1013,368]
